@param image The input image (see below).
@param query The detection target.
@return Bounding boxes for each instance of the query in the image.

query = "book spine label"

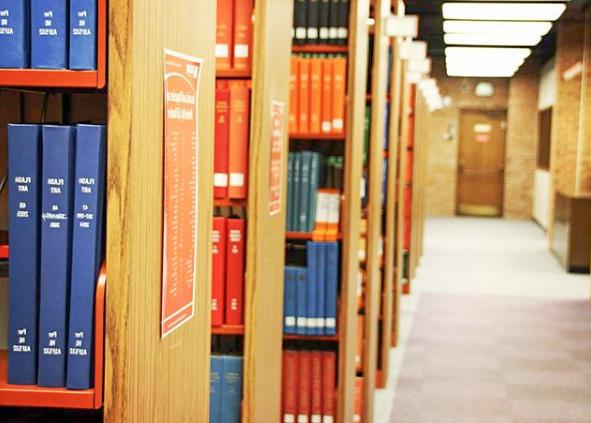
[31,0,68,69]
[298,351,311,423]
[306,242,318,335]
[66,124,106,390]
[220,356,244,423]
[289,56,300,134]
[293,0,307,44]
[324,242,338,335]
[318,0,330,43]
[216,0,233,69]
[0,1,29,68]
[283,267,297,333]
[209,356,223,423]
[233,0,253,70]
[283,350,299,423]
[306,0,319,43]
[69,0,97,70]
[332,58,346,133]
[212,217,227,326]
[310,351,323,423]
[322,351,336,421]
[225,218,245,325]
[7,124,41,385]
[38,125,76,387]
[298,58,310,134]
[214,88,230,198]
[228,83,250,199]
[295,267,307,335]
[321,59,333,134]
[309,59,322,134]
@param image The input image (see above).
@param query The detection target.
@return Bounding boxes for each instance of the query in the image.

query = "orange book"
[356,314,364,373]
[298,351,312,423]
[282,350,299,423]
[228,80,250,199]
[298,57,310,134]
[321,58,333,134]
[322,352,336,422]
[233,0,253,70]
[354,377,364,422]
[309,58,322,134]
[332,57,347,134]
[310,351,323,423]
[216,0,233,70]
[289,56,300,134]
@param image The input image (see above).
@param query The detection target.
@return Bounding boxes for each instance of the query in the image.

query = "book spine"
[210,356,223,423]
[321,351,336,422]
[305,242,318,335]
[324,242,338,335]
[38,125,76,387]
[228,83,250,199]
[310,351,323,423]
[287,153,295,231]
[307,153,321,233]
[312,190,329,237]
[31,0,68,69]
[69,0,97,70]
[298,58,310,135]
[328,0,339,45]
[297,351,311,423]
[337,0,349,45]
[315,241,326,334]
[321,59,333,134]
[299,152,311,232]
[225,218,245,325]
[212,217,227,326]
[295,267,307,335]
[233,0,253,70]
[0,0,29,68]
[309,58,322,134]
[293,152,302,232]
[283,350,299,423]
[354,377,363,422]
[214,88,231,198]
[66,124,106,390]
[220,356,244,423]
[318,0,330,44]
[306,0,319,44]
[216,0,233,69]
[289,56,300,134]
[293,0,307,45]
[7,124,41,385]
[332,57,346,134]
[283,267,297,334]
[356,314,364,372]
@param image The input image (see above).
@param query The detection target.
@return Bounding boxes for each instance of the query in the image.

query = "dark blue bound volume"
[220,356,243,423]
[66,125,105,390]
[69,0,96,70]
[0,1,29,68]
[7,124,42,385]
[31,0,68,69]
[325,242,339,335]
[38,125,75,387]
[209,356,223,423]
[283,267,297,334]
[306,241,318,335]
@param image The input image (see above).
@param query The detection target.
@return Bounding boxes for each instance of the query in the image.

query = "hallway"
[375,217,591,422]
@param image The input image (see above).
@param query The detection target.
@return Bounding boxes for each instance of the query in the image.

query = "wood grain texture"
[337,1,369,422]
[363,0,390,419]
[105,0,215,421]
[243,1,293,422]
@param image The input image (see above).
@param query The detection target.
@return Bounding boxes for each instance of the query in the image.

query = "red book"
[321,59,333,134]
[228,81,250,199]
[233,0,253,70]
[309,58,322,135]
[332,57,347,134]
[298,351,312,423]
[310,351,323,423]
[356,314,364,372]
[354,377,364,422]
[405,151,414,182]
[214,88,230,198]
[289,56,300,134]
[211,217,227,326]
[298,58,310,134]
[283,350,299,423]
[216,0,233,70]
[225,218,245,325]
[322,351,336,423]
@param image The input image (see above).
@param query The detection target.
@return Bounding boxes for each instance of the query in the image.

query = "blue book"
[7,124,42,385]
[325,242,339,336]
[286,154,295,231]
[31,0,68,69]
[66,125,106,390]
[283,267,297,334]
[306,242,318,335]
[316,242,327,335]
[38,125,75,387]
[220,356,243,423]
[69,0,96,70]
[295,266,307,335]
[0,1,29,68]
[209,356,223,423]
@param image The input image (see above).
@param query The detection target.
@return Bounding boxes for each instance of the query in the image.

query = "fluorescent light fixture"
[446,46,531,60]
[444,33,542,46]
[443,20,553,36]
[442,3,567,21]
[447,68,516,77]
[385,15,418,38]
[399,41,428,60]
[408,58,432,74]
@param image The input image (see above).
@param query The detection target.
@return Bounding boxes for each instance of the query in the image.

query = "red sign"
[475,134,490,143]
[269,100,286,216]
[161,49,203,338]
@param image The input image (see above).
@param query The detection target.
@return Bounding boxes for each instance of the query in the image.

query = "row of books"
[215,0,253,71]
[282,349,337,423]
[283,242,339,336]
[214,81,251,200]
[292,0,349,46]
[8,124,106,389]
[0,0,97,70]
[289,55,347,136]
[209,355,243,423]
[211,217,246,326]
[286,151,343,234]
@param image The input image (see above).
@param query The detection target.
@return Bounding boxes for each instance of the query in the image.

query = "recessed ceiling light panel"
[443,20,553,36]
[442,3,567,21]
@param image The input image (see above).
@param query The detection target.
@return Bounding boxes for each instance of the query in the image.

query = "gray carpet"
[390,292,591,423]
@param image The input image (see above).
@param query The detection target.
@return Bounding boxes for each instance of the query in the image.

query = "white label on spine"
[353,415,361,422]
[329,28,337,39]
[332,118,344,130]
[230,173,244,187]
[311,416,321,423]
[315,192,329,225]
[321,121,332,133]
[325,318,336,328]
[215,44,229,58]
[297,317,307,328]
[316,317,325,329]
[234,44,249,58]
[307,318,317,328]
[320,28,329,39]
[214,173,228,187]
[338,28,348,39]
[296,27,307,39]
[285,316,296,327]
[323,417,334,423]
[328,194,340,224]
[298,415,309,423]
[307,28,318,39]
[284,415,295,423]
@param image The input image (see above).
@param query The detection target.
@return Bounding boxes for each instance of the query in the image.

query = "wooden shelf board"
[216,68,252,79]
[214,198,247,207]
[289,133,346,141]
[283,334,339,342]
[0,69,101,89]
[292,44,348,54]
[212,325,245,335]
[0,245,7,260]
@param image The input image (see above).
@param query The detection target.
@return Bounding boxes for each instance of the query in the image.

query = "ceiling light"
[444,33,542,46]
[446,46,531,60]
[443,20,553,36]
[446,68,516,77]
[442,3,567,21]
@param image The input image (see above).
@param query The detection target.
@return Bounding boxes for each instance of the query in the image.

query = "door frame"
[456,108,508,217]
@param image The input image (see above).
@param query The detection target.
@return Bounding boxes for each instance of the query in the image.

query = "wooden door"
[457,110,506,216]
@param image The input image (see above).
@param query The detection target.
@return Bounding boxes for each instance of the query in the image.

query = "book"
[282,350,299,423]
[38,125,76,387]
[289,56,299,134]
[309,58,322,134]
[292,152,302,232]
[31,0,68,69]
[332,57,346,134]
[233,0,253,70]
[210,356,223,423]
[298,152,311,232]
[66,124,106,390]
[318,0,330,44]
[324,242,339,335]
[355,314,364,372]
[283,266,297,334]
[293,0,307,45]
[228,82,250,199]
[0,1,29,68]
[298,58,310,134]
[214,87,230,198]
[225,218,245,325]
[315,241,326,334]
[322,351,336,422]
[212,217,227,327]
[328,0,339,44]
[286,153,296,232]
[295,266,307,335]
[216,0,233,69]
[337,0,349,45]
[321,59,333,134]
[306,0,319,44]
[310,351,323,423]
[354,377,363,422]
[220,355,243,423]
[306,242,318,335]
[297,350,312,423]
[7,124,41,385]
[69,0,97,70]
[307,152,321,233]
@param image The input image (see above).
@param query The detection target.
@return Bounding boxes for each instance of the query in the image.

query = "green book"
[299,151,312,232]
[293,152,302,232]
[363,105,371,166]
[287,153,295,231]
